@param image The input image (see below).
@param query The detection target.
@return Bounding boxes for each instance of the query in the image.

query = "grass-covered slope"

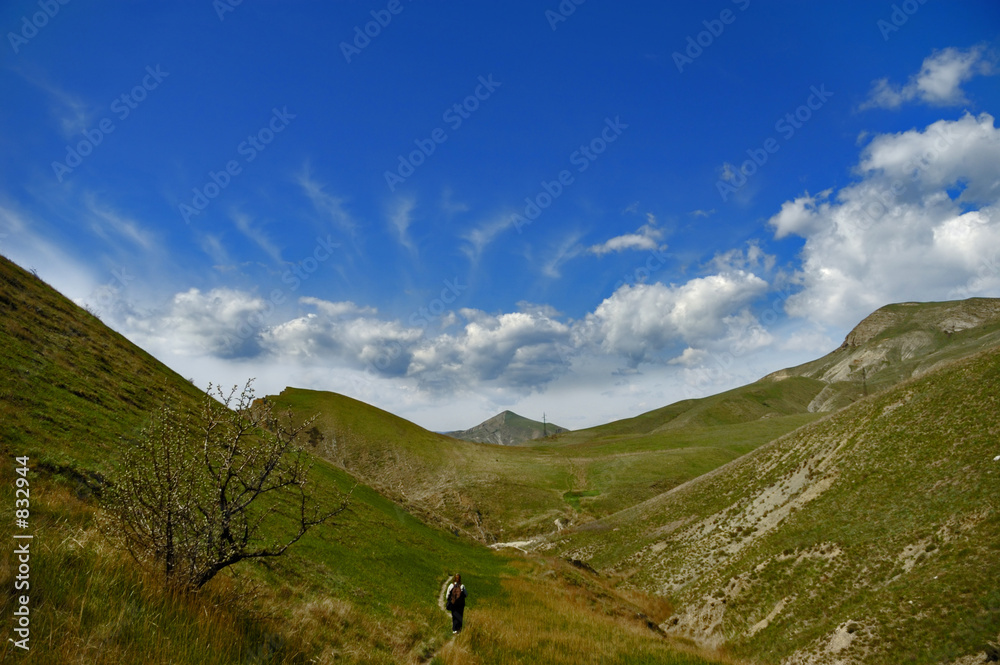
[275,299,1000,546]
[272,386,825,542]
[550,344,1000,664]
[0,257,206,479]
[0,256,508,663]
[0,256,724,664]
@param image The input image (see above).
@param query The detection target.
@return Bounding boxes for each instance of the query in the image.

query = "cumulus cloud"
[264,301,422,377]
[769,112,1000,327]
[860,46,995,110]
[126,287,271,358]
[710,241,776,274]
[769,190,833,240]
[122,264,780,399]
[580,271,769,366]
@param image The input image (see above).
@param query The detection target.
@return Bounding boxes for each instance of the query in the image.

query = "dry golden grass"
[433,558,741,665]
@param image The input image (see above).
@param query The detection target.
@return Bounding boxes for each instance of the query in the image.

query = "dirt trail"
[437,576,452,613]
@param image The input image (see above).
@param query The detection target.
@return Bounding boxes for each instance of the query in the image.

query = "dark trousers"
[451,608,464,632]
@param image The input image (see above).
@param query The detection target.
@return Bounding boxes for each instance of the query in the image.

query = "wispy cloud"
[388,197,417,255]
[12,65,98,138]
[588,214,666,256]
[441,187,470,217]
[296,163,357,233]
[461,212,515,262]
[542,231,585,279]
[85,194,154,250]
[860,45,996,110]
[230,210,283,264]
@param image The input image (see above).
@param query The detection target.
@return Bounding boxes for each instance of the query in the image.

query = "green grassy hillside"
[0,256,508,662]
[0,255,724,664]
[271,386,822,542]
[274,300,1000,546]
[549,344,1000,664]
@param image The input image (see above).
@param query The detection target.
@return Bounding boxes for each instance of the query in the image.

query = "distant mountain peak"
[446,410,567,446]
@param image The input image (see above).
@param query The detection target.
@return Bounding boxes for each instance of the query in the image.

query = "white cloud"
[768,190,832,240]
[589,214,666,256]
[710,241,776,274]
[461,213,516,262]
[85,195,155,250]
[298,297,376,318]
[126,287,271,358]
[542,231,585,279]
[119,261,781,412]
[669,347,709,367]
[769,112,1000,327]
[0,203,99,303]
[860,46,995,110]
[580,271,769,366]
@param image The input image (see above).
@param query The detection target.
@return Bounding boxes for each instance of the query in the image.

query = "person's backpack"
[447,583,462,610]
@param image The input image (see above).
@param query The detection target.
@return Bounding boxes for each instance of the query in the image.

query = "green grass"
[563,490,600,511]
[273,385,828,540]
[4,253,999,663]
[0,254,732,664]
[432,558,733,665]
[551,344,1000,663]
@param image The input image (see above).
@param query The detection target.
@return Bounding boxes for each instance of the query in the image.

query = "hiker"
[445,573,467,634]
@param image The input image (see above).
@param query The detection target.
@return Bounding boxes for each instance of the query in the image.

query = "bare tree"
[103,379,350,591]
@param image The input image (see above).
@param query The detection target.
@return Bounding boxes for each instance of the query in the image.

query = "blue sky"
[2,1,999,431]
